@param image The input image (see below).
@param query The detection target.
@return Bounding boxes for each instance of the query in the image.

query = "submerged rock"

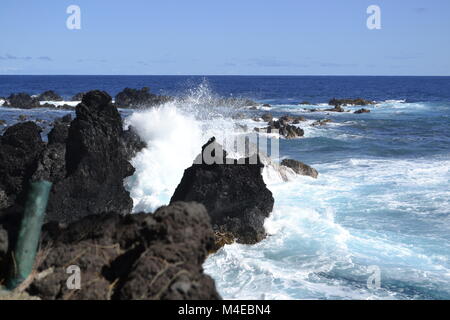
[281,159,318,179]
[279,115,307,124]
[171,137,274,245]
[354,108,371,114]
[256,120,304,139]
[29,202,220,300]
[324,105,345,112]
[312,119,332,126]
[38,90,63,101]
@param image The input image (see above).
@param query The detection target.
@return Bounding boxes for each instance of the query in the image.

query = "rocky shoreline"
[0,88,370,299]
[0,87,171,110]
[0,90,284,300]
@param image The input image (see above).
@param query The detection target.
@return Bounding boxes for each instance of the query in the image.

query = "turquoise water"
[204,99,450,300]
[1,76,449,299]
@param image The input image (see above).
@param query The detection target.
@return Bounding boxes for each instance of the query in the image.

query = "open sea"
[1,75,449,299]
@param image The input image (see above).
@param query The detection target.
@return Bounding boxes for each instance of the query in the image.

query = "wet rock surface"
[324,105,345,112]
[354,108,371,114]
[255,120,305,139]
[171,137,274,245]
[312,119,332,126]
[281,159,319,179]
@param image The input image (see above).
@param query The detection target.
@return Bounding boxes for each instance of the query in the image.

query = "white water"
[39,100,79,107]
[124,84,450,300]
[124,83,238,212]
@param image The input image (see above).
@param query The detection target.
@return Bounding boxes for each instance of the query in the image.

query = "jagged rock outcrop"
[329,98,374,107]
[32,117,72,182]
[38,91,63,101]
[47,122,69,145]
[279,115,307,124]
[281,159,318,179]
[312,119,332,126]
[354,108,371,114]
[121,125,147,159]
[28,202,220,300]
[6,93,41,109]
[70,92,85,101]
[114,87,171,108]
[171,137,274,246]
[255,120,304,139]
[324,105,345,112]
[45,90,135,222]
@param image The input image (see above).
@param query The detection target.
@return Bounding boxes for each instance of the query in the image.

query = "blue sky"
[0,0,449,75]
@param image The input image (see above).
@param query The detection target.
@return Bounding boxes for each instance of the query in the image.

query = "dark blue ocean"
[1,75,449,299]
[1,75,450,103]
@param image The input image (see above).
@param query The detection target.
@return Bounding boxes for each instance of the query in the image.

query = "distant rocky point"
[329,98,375,107]
[114,87,172,108]
[38,90,63,101]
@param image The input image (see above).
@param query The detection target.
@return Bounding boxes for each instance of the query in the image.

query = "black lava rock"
[0,122,45,205]
[7,93,41,109]
[29,202,220,300]
[281,158,318,178]
[70,92,85,101]
[45,90,135,222]
[171,137,274,245]
[38,90,63,101]
[114,87,171,108]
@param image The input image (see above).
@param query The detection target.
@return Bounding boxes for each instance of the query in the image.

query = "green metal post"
[6,180,52,290]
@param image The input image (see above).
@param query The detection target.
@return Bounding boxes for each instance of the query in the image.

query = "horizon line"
[1,74,450,77]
